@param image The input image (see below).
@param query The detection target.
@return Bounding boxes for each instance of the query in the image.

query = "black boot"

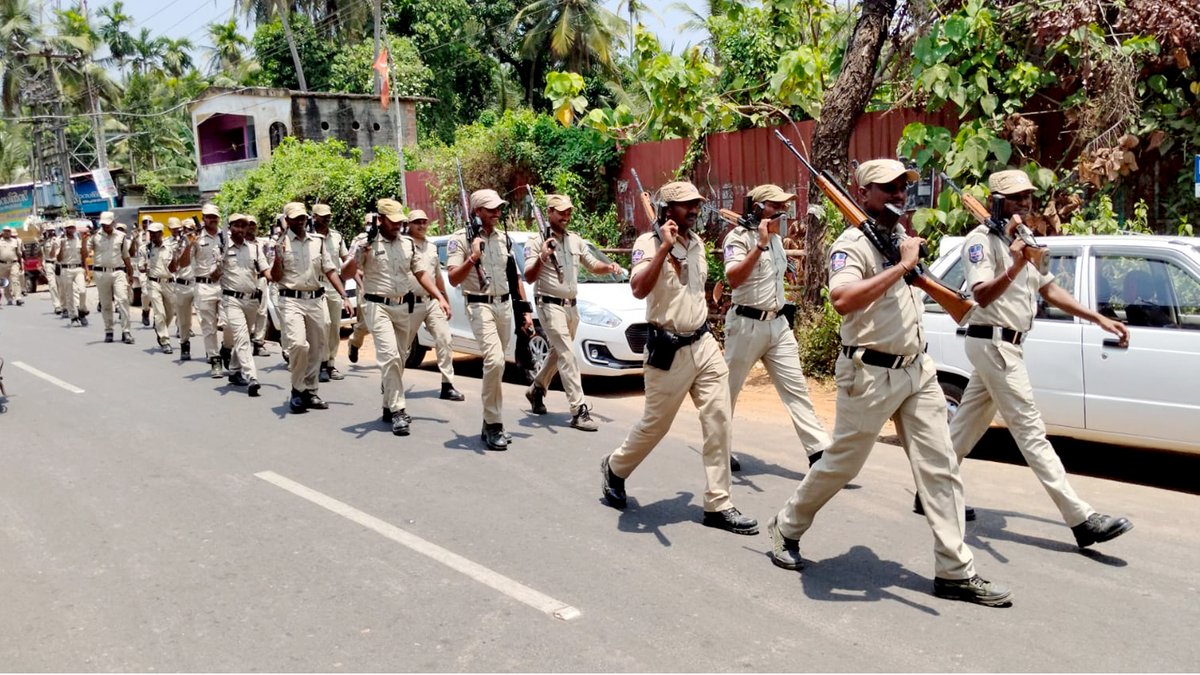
[348,344,359,363]
[600,455,626,509]
[220,346,231,370]
[141,309,150,327]
[1072,513,1133,548]
[209,356,223,379]
[303,390,329,410]
[252,341,268,357]
[319,361,330,383]
[440,382,465,401]
[391,409,411,436]
[481,423,508,451]
[180,340,191,361]
[105,331,114,343]
[288,389,308,414]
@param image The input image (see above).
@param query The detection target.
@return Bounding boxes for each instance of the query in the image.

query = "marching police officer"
[248,214,272,357]
[40,224,62,315]
[168,218,197,361]
[523,194,621,431]
[144,222,178,354]
[267,202,352,414]
[722,184,830,467]
[89,211,135,344]
[177,204,226,377]
[220,213,270,397]
[943,169,1133,548]
[312,203,349,382]
[56,220,87,326]
[765,159,1011,607]
[599,181,757,535]
[404,209,464,401]
[0,227,23,306]
[446,189,534,451]
[350,199,451,435]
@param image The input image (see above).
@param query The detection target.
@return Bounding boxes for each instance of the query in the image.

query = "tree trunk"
[278,4,308,92]
[801,0,897,307]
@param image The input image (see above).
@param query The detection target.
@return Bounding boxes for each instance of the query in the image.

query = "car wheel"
[404,339,428,369]
[939,378,966,423]
[523,328,550,384]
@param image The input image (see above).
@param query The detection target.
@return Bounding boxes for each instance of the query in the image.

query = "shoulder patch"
[724,244,736,259]
[447,239,458,254]
[631,249,645,264]
[967,243,984,263]
[830,251,848,272]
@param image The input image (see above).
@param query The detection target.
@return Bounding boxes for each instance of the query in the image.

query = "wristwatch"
[757,244,770,252]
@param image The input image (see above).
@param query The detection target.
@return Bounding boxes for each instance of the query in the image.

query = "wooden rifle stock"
[629,168,681,276]
[526,185,563,282]
[455,159,489,289]
[940,172,1048,272]
[772,129,975,323]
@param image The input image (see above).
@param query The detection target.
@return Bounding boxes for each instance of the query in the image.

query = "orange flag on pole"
[372,47,390,110]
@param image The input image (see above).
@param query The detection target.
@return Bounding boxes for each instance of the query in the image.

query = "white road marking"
[255,470,582,622]
[12,361,85,394]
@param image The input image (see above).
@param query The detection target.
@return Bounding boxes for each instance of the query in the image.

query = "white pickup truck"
[923,234,1200,455]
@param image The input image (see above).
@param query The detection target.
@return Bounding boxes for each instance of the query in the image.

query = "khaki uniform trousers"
[466,300,513,425]
[323,293,342,362]
[95,270,131,333]
[170,283,195,341]
[45,260,61,310]
[407,299,457,384]
[724,312,831,457]
[609,333,734,512]
[147,280,176,343]
[222,295,260,380]
[949,337,1092,527]
[2,261,23,301]
[253,278,269,342]
[349,311,370,349]
[59,267,84,319]
[776,354,975,579]
[365,300,416,413]
[195,281,222,358]
[532,301,585,411]
[280,295,328,392]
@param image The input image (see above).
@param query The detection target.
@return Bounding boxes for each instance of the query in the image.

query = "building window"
[269,121,288,151]
[197,113,257,165]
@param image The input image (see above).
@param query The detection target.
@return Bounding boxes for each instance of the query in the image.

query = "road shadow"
[794,544,943,615]
[966,428,1200,496]
[963,506,1128,567]
[443,429,488,455]
[341,417,392,439]
[613,491,696,547]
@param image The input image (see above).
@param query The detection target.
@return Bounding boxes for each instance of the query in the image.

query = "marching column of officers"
[23,162,1136,607]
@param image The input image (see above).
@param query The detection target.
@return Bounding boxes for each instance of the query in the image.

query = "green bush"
[795,292,843,378]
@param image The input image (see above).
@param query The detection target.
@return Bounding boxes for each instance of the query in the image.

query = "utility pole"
[389,48,408,204]
[372,0,383,96]
[86,70,114,208]
[20,48,80,216]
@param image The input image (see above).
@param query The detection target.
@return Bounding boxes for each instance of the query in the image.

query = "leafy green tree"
[97,0,134,73]
[511,0,627,77]
[251,14,335,91]
[206,20,252,76]
[326,36,432,97]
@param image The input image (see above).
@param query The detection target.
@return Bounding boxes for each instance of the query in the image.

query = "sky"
[81,0,705,55]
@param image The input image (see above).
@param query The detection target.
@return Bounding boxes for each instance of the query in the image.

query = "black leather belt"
[364,293,406,306]
[966,324,1026,345]
[842,345,921,369]
[278,288,325,299]
[734,304,780,321]
[223,289,262,300]
[649,321,709,346]
[172,278,193,286]
[60,263,82,269]
[537,295,577,307]
[466,292,510,304]
[194,274,217,284]
[91,266,121,272]
[149,275,172,284]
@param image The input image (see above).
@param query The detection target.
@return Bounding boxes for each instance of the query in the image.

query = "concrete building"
[190,87,432,196]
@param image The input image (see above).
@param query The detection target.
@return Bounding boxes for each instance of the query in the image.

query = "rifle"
[455,159,490,289]
[526,186,563,283]
[629,168,682,276]
[772,128,976,325]
[939,172,1048,272]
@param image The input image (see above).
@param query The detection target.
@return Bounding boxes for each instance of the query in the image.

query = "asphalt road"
[2,289,1198,672]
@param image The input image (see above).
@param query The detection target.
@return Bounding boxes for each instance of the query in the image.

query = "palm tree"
[129,27,166,76]
[161,37,195,79]
[0,0,41,115]
[97,0,134,74]
[0,120,29,183]
[206,20,251,76]
[511,0,628,76]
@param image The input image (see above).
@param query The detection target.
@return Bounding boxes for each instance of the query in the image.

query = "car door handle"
[955,327,967,336]
[1102,338,1128,349]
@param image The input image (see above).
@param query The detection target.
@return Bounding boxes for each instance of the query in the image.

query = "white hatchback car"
[411,231,648,382]
[924,234,1200,455]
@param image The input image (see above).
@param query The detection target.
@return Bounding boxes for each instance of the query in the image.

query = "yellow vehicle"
[112,204,204,236]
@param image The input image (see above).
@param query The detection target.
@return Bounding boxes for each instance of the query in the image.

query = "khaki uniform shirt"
[446,227,512,296]
[221,238,269,294]
[278,230,335,291]
[319,230,347,291]
[413,238,440,277]
[41,236,59,261]
[90,230,129,268]
[723,227,786,311]
[355,234,429,297]
[829,226,924,356]
[630,230,708,333]
[191,229,224,277]
[0,237,20,263]
[59,235,84,265]
[524,231,602,300]
[171,237,193,279]
[962,224,1055,333]
[146,241,174,279]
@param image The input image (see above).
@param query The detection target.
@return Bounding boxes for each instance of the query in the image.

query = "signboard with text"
[0,185,34,230]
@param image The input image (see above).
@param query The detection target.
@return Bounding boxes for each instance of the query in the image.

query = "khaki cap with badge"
[99,211,115,225]
[201,203,220,216]
[545,194,574,211]
[658,181,705,204]
[283,202,307,219]
[312,204,332,217]
[989,170,1035,196]
[407,209,428,222]
[469,189,507,210]
[376,198,406,221]
[147,222,164,233]
[747,184,796,203]
[854,159,919,187]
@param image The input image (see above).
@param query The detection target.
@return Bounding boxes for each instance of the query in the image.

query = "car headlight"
[577,300,622,327]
